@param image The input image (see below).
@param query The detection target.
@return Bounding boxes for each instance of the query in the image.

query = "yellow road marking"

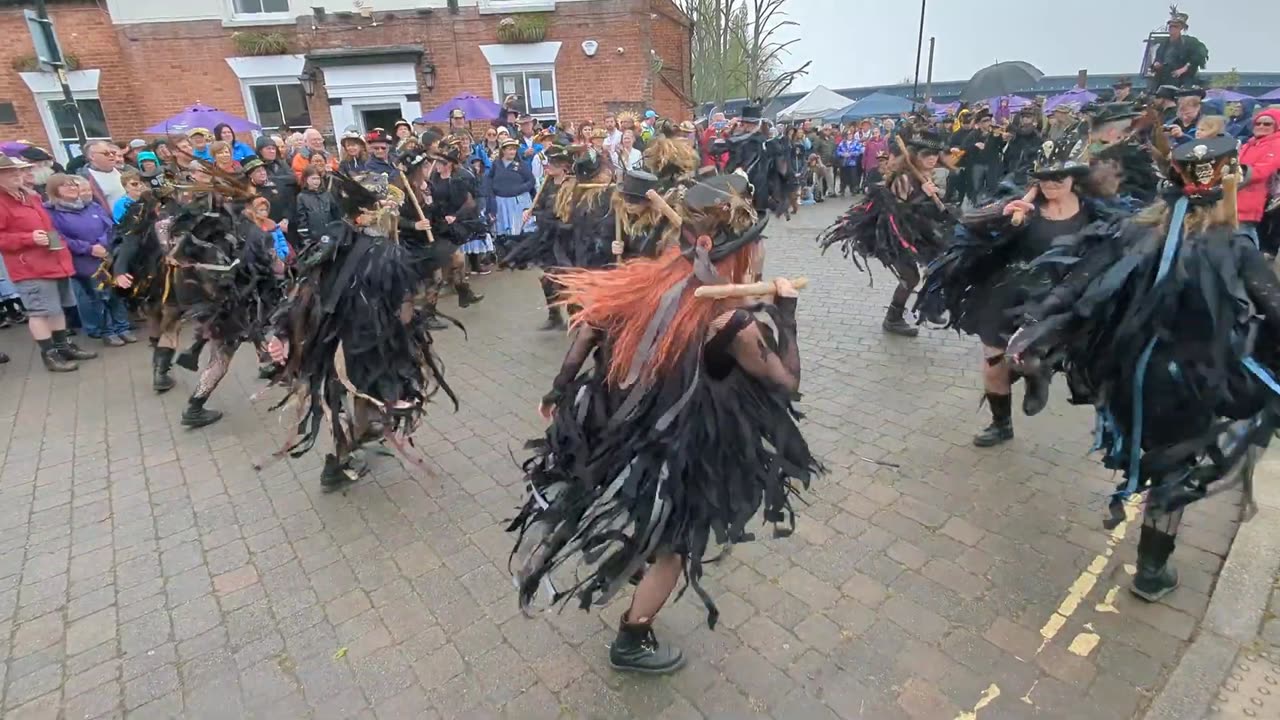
[1095,586,1120,613]
[1068,632,1100,657]
[1037,497,1139,652]
[954,683,1002,720]
[1020,679,1039,705]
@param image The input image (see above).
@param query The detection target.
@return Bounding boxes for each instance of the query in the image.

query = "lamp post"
[911,0,927,110]
[298,68,317,98]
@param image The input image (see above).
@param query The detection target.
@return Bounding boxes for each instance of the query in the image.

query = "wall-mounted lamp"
[298,67,318,98]
[422,62,437,92]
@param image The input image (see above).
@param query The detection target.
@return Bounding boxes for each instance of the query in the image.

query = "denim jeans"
[1240,222,1260,250]
[70,275,131,338]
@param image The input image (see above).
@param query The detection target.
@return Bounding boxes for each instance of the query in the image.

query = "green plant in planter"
[496,14,549,43]
[11,53,80,72]
[233,31,292,56]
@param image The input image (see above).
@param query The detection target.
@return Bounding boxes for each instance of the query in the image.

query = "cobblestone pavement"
[0,200,1242,719]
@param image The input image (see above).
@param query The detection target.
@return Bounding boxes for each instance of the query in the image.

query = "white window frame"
[227,55,308,133]
[243,81,312,131]
[478,0,556,13]
[479,42,563,122]
[223,0,293,27]
[18,69,106,164]
[490,65,559,121]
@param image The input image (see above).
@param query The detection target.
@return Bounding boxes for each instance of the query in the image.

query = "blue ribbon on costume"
[1243,356,1280,396]
[1117,197,1189,500]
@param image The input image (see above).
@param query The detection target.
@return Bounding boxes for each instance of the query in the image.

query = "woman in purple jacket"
[45,174,135,346]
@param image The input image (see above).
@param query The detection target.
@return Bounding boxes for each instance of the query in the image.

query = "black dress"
[508,299,821,627]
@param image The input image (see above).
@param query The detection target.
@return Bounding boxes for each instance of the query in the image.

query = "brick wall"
[0,0,691,150]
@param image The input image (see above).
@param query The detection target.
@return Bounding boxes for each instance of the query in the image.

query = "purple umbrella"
[0,141,30,158]
[417,93,503,123]
[1207,88,1251,102]
[927,101,959,118]
[1044,89,1098,112]
[987,95,1031,123]
[144,104,261,135]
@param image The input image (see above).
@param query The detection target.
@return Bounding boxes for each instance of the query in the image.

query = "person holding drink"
[0,156,97,371]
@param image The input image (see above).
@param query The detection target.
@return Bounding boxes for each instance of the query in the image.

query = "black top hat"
[684,173,749,211]
[365,129,394,145]
[1168,8,1189,27]
[739,105,763,123]
[399,149,430,173]
[1155,85,1181,101]
[18,146,52,163]
[1176,86,1207,100]
[620,169,660,200]
[974,109,993,123]
[1031,137,1089,179]
[1091,102,1143,126]
[906,129,946,153]
[1169,134,1240,200]
[570,146,603,180]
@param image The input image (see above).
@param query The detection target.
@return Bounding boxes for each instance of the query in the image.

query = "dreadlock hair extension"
[611,192,681,254]
[551,242,759,388]
[1135,196,1236,235]
[554,170,613,223]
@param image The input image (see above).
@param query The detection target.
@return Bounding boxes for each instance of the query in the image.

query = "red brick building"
[0,0,692,162]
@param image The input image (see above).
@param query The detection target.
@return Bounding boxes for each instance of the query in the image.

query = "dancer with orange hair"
[507,175,820,674]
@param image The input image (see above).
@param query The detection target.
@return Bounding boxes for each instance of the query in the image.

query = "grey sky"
[777,0,1277,92]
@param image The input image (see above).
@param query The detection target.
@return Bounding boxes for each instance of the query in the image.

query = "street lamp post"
[911,0,927,110]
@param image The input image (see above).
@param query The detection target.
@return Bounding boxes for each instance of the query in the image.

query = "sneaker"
[103,335,126,347]
[119,331,139,344]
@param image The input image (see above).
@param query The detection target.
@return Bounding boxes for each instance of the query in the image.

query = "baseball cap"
[129,139,148,150]
[644,110,657,119]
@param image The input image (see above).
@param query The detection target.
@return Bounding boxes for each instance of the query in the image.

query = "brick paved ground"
[0,200,1243,719]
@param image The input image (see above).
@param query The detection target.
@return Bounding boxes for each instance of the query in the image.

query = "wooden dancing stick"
[694,277,809,299]
[1011,185,1039,227]
[519,178,550,234]
[613,212,624,262]
[397,167,435,244]
[645,188,684,229]
[894,136,947,212]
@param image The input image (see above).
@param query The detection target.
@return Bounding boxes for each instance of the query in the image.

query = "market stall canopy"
[776,85,855,122]
[1206,88,1251,102]
[417,93,503,123]
[829,92,916,122]
[960,61,1044,103]
[144,104,261,135]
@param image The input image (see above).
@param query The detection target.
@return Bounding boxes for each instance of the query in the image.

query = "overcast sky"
[776,0,1277,92]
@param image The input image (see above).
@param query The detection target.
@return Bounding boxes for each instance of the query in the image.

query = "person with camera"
[0,156,97,371]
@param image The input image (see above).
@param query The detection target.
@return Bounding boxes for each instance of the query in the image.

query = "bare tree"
[677,0,809,107]
[741,0,811,103]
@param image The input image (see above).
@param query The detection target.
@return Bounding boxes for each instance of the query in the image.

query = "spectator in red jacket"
[1240,108,1280,250]
[0,155,98,371]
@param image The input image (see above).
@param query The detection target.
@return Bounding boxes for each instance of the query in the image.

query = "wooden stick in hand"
[1011,186,1039,227]
[694,277,809,299]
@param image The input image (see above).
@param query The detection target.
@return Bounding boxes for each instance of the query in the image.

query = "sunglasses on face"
[1257,119,1276,127]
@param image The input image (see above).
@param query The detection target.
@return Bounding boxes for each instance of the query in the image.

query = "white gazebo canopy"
[775,85,853,121]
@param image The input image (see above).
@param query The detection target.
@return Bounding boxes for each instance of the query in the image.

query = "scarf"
[50,197,87,211]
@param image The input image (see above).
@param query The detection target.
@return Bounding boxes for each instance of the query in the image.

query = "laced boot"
[881,303,918,337]
[973,393,1014,447]
[153,347,176,394]
[54,331,98,361]
[608,613,685,675]
[181,396,223,429]
[320,453,361,493]
[42,348,77,372]
[1131,525,1179,602]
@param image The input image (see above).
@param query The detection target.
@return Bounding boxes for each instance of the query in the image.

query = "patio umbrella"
[1260,88,1280,101]
[144,104,261,135]
[987,94,1032,123]
[1206,88,1251,102]
[959,61,1044,103]
[1044,89,1098,112]
[418,93,503,123]
[927,101,959,118]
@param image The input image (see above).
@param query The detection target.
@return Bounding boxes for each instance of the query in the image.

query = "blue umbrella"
[144,104,261,135]
[418,94,503,123]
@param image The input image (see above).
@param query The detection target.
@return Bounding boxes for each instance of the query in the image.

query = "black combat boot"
[53,330,97,361]
[973,392,1014,447]
[320,453,360,493]
[881,303,918,337]
[42,347,77,372]
[153,347,176,394]
[539,307,565,331]
[175,338,206,372]
[181,396,223,428]
[608,614,685,675]
[1131,525,1179,602]
[456,283,485,308]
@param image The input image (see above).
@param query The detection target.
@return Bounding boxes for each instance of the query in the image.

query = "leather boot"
[175,338,206,372]
[42,348,77,372]
[1131,525,1179,602]
[54,331,98,361]
[881,304,918,337]
[320,453,360,493]
[181,396,223,428]
[1022,367,1051,417]
[456,283,485,308]
[608,613,685,675]
[153,347,176,394]
[973,393,1014,447]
